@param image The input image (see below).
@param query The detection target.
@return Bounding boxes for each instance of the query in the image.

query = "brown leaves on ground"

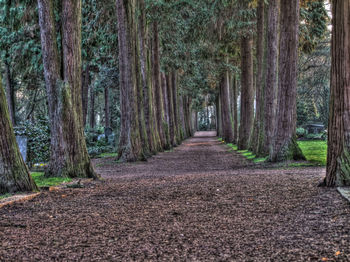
[0,132,350,261]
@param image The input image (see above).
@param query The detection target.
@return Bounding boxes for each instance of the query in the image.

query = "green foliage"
[14,119,50,165]
[296,127,306,138]
[30,172,72,187]
[297,140,327,166]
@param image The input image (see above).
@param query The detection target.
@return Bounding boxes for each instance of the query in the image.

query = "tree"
[116,0,146,161]
[238,35,254,150]
[261,0,279,156]
[270,0,305,161]
[325,0,350,186]
[37,0,98,178]
[250,0,265,155]
[0,74,38,194]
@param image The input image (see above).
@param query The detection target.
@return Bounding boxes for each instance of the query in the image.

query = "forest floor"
[1,131,350,261]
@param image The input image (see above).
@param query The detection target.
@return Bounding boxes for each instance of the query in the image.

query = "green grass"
[225,142,268,163]
[96,152,118,158]
[297,140,327,166]
[31,172,72,187]
[0,193,12,200]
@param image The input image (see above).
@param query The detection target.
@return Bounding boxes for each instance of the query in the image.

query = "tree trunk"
[166,73,177,146]
[161,73,171,146]
[270,0,305,162]
[89,82,95,129]
[261,0,279,156]
[251,0,265,154]
[220,71,234,143]
[104,86,110,128]
[0,76,38,194]
[171,71,181,144]
[179,95,186,140]
[216,94,222,138]
[152,22,168,150]
[81,64,89,127]
[4,60,15,126]
[232,73,238,144]
[38,0,98,178]
[325,0,350,186]
[138,0,158,153]
[116,0,144,161]
[238,36,254,150]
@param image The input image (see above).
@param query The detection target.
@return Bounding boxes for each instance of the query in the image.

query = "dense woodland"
[1,0,350,195]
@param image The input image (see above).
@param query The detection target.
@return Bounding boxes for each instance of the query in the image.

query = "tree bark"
[161,73,171,146]
[81,64,89,127]
[138,0,158,153]
[251,0,265,154]
[220,71,234,143]
[270,0,305,162]
[166,73,177,146]
[89,82,95,129]
[38,0,98,178]
[152,22,168,150]
[104,86,110,128]
[238,36,254,150]
[0,76,38,194]
[116,0,144,161]
[262,0,279,156]
[232,73,238,144]
[4,60,15,126]
[325,0,350,186]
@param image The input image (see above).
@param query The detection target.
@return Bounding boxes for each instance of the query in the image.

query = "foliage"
[30,172,72,187]
[296,127,306,138]
[14,118,50,165]
[297,140,327,166]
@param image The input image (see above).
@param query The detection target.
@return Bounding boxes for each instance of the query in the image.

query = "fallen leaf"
[335,251,341,256]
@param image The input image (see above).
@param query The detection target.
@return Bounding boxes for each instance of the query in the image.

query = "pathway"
[0,132,349,261]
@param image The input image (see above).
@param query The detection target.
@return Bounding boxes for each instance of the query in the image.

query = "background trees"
[0,0,337,192]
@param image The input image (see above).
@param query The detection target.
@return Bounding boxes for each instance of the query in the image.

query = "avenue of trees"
[0,0,349,193]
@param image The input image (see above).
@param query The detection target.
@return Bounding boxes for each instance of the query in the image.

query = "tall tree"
[37,0,98,178]
[0,75,38,194]
[220,70,234,143]
[261,0,279,156]
[116,0,145,161]
[270,0,305,161]
[325,0,350,186]
[251,0,265,154]
[238,35,254,150]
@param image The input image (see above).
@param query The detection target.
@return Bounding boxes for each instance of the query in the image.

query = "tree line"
[0,0,349,194]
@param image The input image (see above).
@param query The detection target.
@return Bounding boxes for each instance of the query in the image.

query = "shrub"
[296,127,306,138]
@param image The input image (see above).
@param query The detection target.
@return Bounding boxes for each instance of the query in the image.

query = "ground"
[0,132,349,261]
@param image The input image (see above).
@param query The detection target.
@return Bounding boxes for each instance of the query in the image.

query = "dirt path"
[1,132,350,261]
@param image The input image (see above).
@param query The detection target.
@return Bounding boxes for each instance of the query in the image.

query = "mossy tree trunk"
[116,0,145,161]
[38,0,98,178]
[238,35,254,150]
[4,60,15,126]
[138,0,158,154]
[269,0,305,162]
[152,21,169,150]
[261,0,279,156]
[325,0,350,186]
[0,75,38,194]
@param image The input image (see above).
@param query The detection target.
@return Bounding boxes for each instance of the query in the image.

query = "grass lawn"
[221,138,327,166]
[297,140,327,166]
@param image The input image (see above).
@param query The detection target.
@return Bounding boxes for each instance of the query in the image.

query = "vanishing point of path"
[1,131,350,261]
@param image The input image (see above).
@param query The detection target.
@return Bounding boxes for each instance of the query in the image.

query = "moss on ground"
[30,172,72,187]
